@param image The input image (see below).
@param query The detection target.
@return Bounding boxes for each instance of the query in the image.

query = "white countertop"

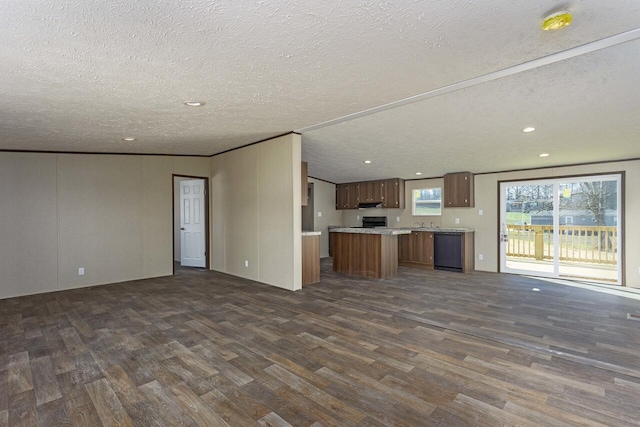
[302,231,321,236]
[328,226,474,233]
[329,227,411,235]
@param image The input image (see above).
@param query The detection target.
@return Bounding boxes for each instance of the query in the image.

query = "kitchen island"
[331,227,410,279]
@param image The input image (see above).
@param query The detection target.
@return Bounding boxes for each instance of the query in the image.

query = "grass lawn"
[414,206,441,216]
[506,212,531,224]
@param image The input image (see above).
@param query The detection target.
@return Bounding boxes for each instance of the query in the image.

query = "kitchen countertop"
[328,226,474,233]
[302,231,321,236]
[329,227,411,235]
[391,227,475,233]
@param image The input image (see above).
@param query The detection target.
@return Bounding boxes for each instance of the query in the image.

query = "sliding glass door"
[500,174,622,284]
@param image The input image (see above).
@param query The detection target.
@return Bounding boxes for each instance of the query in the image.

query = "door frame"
[497,171,625,286]
[172,174,210,273]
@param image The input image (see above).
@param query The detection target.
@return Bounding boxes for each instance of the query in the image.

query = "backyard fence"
[506,225,617,265]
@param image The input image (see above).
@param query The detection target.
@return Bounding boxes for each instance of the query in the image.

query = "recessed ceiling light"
[542,11,572,31]
[363,160,372,164]
[522,127,536,133]
[123,137,136,141]
[415,172,423,175]
[539,153,550,157]
[183,101,205,107]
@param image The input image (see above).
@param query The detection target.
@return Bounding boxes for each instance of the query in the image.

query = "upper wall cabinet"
[335,183,359,209]
[336,178,405,210]
[301,162,309,206]
[444,172,474,208]
[360,180,384,203]
[382,178,405,209]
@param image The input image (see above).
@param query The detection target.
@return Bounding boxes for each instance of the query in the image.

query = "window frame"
[412,187,442,216]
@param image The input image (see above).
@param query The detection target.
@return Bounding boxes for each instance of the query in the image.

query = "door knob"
[181,227,185,230]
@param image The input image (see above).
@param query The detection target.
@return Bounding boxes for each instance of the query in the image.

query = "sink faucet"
[430,222,434,228]
[415,221,425,227]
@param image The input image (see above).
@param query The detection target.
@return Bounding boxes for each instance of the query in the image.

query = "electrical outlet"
[78,267,85,276]
[478,209,483,216]
[244,260,249,267]
[455,218,460,224]
[478,254,483,261]
[357,215,360,220]
[396,216,400,222]
[317,212,322,217]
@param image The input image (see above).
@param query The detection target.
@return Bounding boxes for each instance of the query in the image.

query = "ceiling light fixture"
[542,11,572,31]
[123,137,136,141]
[363,160,372,164]
[522,127,536,133]
[183,101,205,107]
[415,172,423,175]
[539,153,550,157]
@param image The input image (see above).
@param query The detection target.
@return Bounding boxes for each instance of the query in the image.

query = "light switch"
[396,216,400,222]
[318,212,322,217]
[478,254,483,261]
[78,267,85,275]
[357,215,360,220]
[455,218,460,224]
[478,209,483,216]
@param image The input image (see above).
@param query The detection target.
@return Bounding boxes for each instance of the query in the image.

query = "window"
[412,188,442,216]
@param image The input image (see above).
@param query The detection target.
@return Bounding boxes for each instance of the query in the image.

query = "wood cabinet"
[383,178,405,209]
[444,172,474,208]
[302,234,320,285]
[301,161,309,206]
[360,180,384,203]
[335,183,359,209]
[398,231,434,269]
[333,232,399,278]
[336,178,404,209]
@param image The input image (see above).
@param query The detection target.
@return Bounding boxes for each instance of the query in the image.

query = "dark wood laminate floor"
[2,260,640,426]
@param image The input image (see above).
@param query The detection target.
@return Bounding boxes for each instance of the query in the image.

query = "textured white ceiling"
[1,1,640,177]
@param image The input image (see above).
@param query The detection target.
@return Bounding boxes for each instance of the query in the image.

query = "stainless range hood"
[358,202,382,209]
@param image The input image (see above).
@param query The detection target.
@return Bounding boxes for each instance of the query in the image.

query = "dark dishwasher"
[434,233,462,272]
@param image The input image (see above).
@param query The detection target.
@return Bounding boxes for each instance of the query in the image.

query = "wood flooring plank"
[7,315,24,336]
[138,380,198,427]
[63,386,102,427]
[257,412,293,427]
[84,378,133,427]
[448,393,541,427]
[7,352,33,396]
[0,370,7,412]
[0,409,7,427]
[169,382,230,427]
[8,390,39,427]
[37,398,71,427]
[265,364,366,424]
[31,356,62,406]
[200,389,261,427]
[102,365,145,406]
[59,328,87,356]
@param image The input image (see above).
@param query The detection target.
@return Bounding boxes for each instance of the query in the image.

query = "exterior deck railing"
[506,225,617,265]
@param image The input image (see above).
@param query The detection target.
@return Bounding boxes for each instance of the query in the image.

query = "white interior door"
[180,179,206,267]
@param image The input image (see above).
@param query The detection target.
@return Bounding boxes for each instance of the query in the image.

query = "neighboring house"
[530,210,618,226]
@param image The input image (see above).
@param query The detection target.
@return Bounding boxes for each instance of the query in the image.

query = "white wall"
[0,152,210,299]
[210,134,302,291]
[309,178,342,258]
